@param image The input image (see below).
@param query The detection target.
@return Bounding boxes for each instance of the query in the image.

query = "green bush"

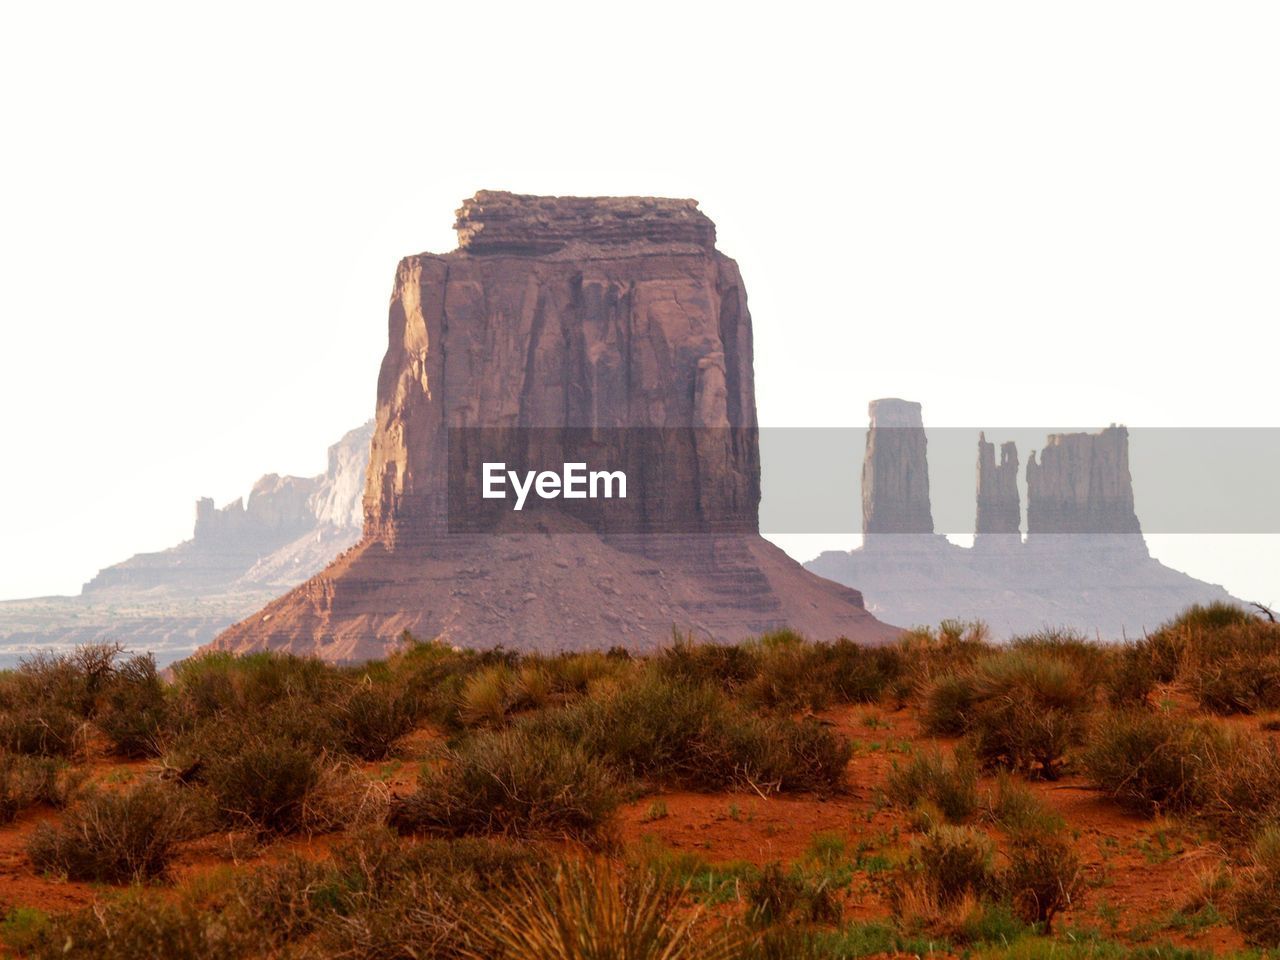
[1081,710,1216,815]
[1083,709,1280,836]
[27,782,195,883]
[336,679,418,760]
[921,673,978,737]
[965,652,1091,779]
[531,671,850,795]
[390,728,618,843]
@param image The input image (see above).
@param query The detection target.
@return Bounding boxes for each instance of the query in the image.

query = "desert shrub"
[921,673,978,737]
[656,635,758,691]
[982,772,1064,835]
[898,620,993,693]
[1232,825,1280,946]
[0,754,64,823]
[464,857,743,960]
[962,652,1092,778]
[0,705,83,757]
[170,650,338,726]
[532,671,850,794]
[907,825,996,906]
[391,728,618,843]
[27,782,194,882]
[1142,604,1280,708]
[821,639,906,705]
[1000,830,1084,932]
[752,716,852,794]
[1189,647,1280,715]
[741,629,835,712]
[1105,643,1158,708]
[8,894,246,960]
[199,732,376,835]
[1011,629,1111,689]
[336,679,418,760]
[745,861,842,927]
[97,653,169,758]
[886,748,979,824]
[1081,710,1217,815]
[1083,709,1280,835]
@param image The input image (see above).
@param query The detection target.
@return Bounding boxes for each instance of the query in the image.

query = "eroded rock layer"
[212,193,898,659]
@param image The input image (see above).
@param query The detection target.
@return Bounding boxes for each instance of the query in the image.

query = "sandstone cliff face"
[862,398,935,537]
[212,192,898,660]
[975,432,1020,543]
[1026,427,1142,537]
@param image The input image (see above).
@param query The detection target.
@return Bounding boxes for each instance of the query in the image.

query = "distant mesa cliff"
[806,401,1238,638]
[212,191,898,660]
[0,423,373,665]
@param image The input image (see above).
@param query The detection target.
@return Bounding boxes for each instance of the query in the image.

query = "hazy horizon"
[2,2,1277,608]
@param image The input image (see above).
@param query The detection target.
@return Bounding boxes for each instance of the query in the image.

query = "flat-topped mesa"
[1026,426,1143,539]
[365,191,758,542]
[862,398,935,538]
[209,192,896,659]
[975,433,1021,545]
[455,190,717,256]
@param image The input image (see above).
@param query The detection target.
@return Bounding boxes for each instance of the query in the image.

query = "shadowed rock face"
[211,193,898,660]
[975,432,1020,543]
[862,398,935,537]
[1027,427,1142,537]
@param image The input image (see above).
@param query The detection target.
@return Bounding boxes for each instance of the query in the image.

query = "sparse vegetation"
[5,607,1280,957]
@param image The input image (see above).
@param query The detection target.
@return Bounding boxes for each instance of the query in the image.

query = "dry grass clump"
[27,782,196,883]
[885,747,980,824]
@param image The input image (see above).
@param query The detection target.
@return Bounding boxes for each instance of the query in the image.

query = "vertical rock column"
[975,433,1021,548]
[861,398,935,540]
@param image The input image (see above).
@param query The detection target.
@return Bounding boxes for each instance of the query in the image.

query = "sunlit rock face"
[211,192,899,661]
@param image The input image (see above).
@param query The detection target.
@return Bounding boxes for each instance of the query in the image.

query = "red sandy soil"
[2,703,1273,956]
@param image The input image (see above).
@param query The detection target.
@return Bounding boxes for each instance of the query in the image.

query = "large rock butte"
[211,192,898,659]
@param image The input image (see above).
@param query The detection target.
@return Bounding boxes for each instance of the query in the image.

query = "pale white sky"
[1,2,1277,604]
